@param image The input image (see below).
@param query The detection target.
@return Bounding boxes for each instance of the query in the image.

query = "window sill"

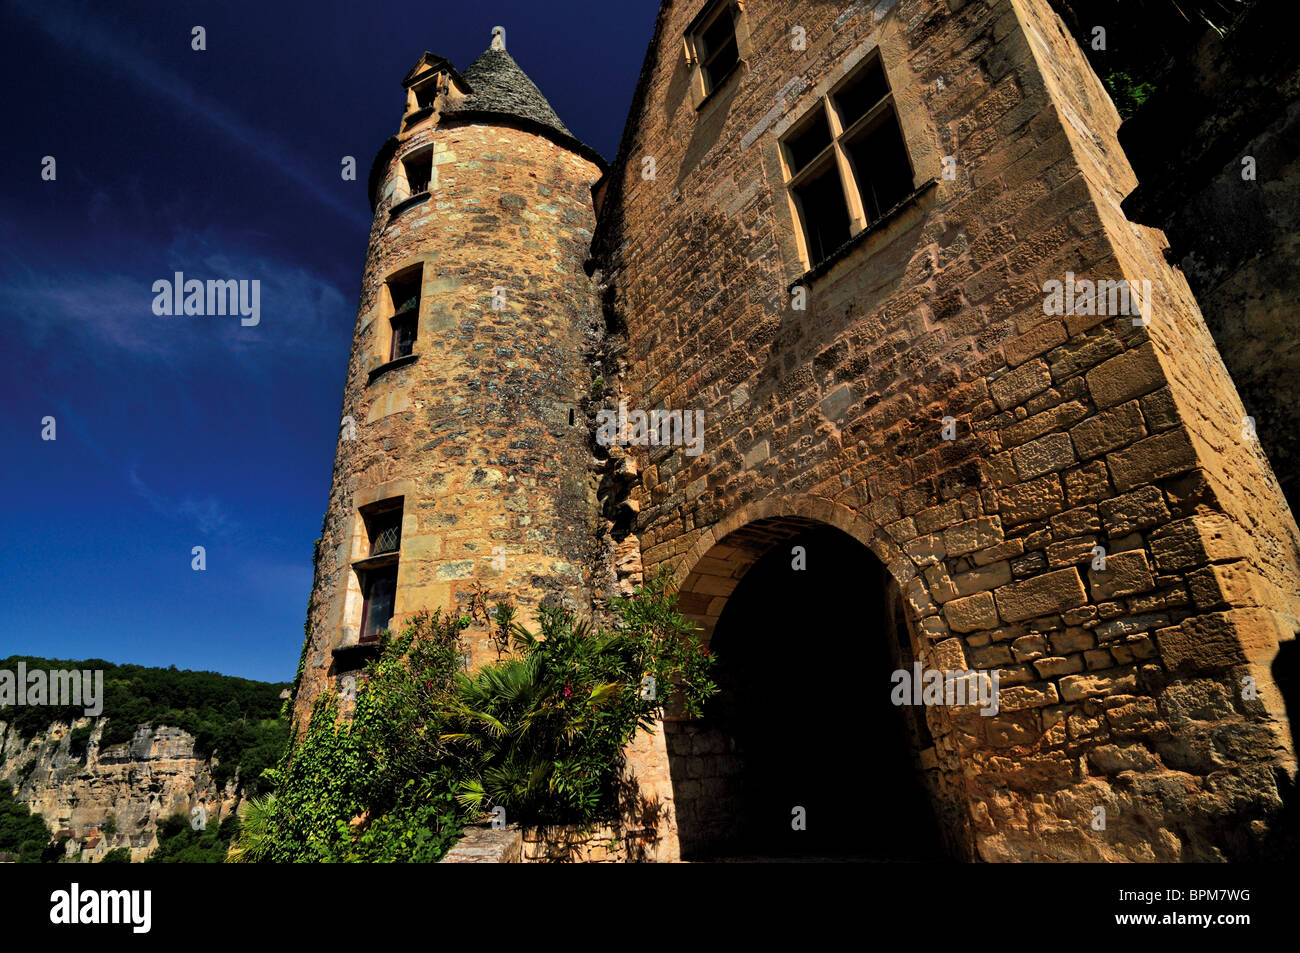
[388,192,430,218]
[367,353,419,386]
[789,178,939,291]
[332,640,384,660]
[352,552,399,572]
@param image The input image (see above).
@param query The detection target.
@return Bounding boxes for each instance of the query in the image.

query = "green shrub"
[12,759,35,787]
[67,725,94,760]
[445,574,717,823]
[1102,70,1158,119]
[232,571,716,862]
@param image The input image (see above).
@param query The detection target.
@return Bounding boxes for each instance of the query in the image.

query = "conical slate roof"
[455,47,573,138]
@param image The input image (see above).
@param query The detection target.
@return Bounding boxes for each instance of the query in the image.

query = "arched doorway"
[668,518,947,861]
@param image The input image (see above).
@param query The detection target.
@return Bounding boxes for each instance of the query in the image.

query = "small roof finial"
[490,26,506,51]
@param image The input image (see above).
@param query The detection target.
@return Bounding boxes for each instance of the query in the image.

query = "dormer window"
[687,1,741,98]
[403,74,441,128]
[400,52,460,125]
[385,266,422,361]
[781,54,916,270]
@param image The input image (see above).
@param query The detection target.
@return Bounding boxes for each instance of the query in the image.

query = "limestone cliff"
[0,718,240,862]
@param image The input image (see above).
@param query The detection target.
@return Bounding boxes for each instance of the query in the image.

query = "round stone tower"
[293,31,606,720]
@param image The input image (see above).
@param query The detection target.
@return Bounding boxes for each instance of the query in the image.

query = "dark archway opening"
[672,524,947,861]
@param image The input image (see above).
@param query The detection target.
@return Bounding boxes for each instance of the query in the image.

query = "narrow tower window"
[402,150,433,198]
[385,266,422,361]
[355,499,403,645]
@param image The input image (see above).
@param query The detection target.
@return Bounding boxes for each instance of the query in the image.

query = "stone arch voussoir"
[668,495,913,644]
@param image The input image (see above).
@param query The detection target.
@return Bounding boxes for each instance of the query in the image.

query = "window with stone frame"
[385,266,422,361]
[686,0,741,97]
[354,499,403,645]
[781,54,916,269]
[402,149,433,198]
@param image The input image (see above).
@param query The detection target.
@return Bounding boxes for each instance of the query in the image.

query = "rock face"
[0,718,239,862]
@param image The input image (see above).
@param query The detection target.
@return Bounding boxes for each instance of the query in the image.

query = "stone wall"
[439,820,667,863]
[522,822,671,862]
[589,0,1300,861]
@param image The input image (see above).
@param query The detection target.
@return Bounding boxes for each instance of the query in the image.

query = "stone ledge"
[387,192,431,219]
[439,822,523,863]
[788,179,939,290]
[367,353,420,386]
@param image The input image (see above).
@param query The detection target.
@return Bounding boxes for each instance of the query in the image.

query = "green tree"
[0,654,291,796]
[0,782,59,863]
[146,811,238,863]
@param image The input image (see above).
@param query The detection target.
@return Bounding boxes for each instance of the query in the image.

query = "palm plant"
[441,612,628,823]
[225,794,277,863]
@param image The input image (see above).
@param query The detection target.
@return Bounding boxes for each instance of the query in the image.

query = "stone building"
[296,2,1300,862]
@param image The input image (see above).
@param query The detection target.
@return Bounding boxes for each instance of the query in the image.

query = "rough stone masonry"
[590,0,1300,862]
[297,0,1300,862]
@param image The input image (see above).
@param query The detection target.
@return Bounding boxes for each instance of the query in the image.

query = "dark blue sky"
[0,0,656,681]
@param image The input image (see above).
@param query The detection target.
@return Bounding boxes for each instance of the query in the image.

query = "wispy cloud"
[1,227,351,368]
[6,267,174,359]
[7,0,370,230]
[128,466,243,540]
